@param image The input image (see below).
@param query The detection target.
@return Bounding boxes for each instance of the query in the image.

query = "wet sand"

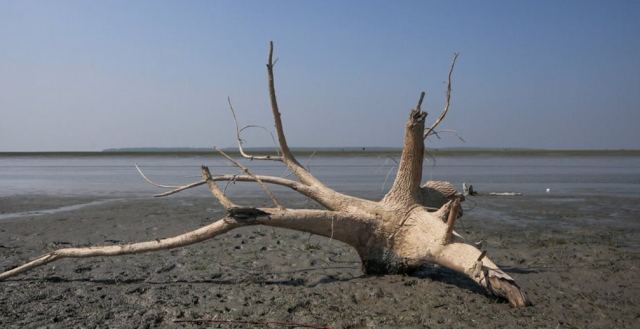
[1,194,639,328]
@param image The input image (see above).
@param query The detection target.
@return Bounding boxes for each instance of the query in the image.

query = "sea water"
[1,153,639,199]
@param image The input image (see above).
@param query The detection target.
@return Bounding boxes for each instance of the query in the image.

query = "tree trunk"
[0,42,530,307]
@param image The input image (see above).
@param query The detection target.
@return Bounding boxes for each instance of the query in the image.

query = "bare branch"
[228,97,282,161]
[265,41,327,188]
[154,180,206,197]
[135,164,181,188]
[267,41,294,161]
[431,128,466,143]
[202,166,237,209]
[424,52,459,139]
[380,156,398,192]
[215,147,285,209]
[152,172,373,214]
[0,209,374,281]
[0,218,240,280]
[303,150,317,172]
[239,125,281,157]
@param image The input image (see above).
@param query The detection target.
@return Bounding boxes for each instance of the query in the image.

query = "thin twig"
[154,174,309,198]
[380,156,398,192]
[431,129,466,142]
[239,125,281,157]
[424,52,459,139]
[215,147,285,209]
[153,180,206,197]
[303,150,317,172]
[222,174,238,195]
[228,97,282,161]
[135,164,181,188]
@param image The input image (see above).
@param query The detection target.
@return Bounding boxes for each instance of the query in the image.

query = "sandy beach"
[1,193,638,328]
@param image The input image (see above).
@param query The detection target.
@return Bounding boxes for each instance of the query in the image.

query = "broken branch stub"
[0,42,530,307]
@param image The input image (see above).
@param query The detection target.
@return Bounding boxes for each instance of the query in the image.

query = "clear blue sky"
[1,0,638,151]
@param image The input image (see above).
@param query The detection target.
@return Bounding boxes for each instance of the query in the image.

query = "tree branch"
[135,164,181,188]
[265,41,327,188]
[153,174,311,198]
[142,167,375,213]
[427,241,530,307]
[259,42,382,213]
[0,218,240,280]
[202,166,237,209]
[228,96,282,161]
[0,209,374,280]
[153,180,207,197]
[266,41,293,161]
[215,147,285,209]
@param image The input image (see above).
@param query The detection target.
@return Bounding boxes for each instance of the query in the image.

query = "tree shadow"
[408,265,487,295]
[6,263,539,301]
[497,264,542,274]
[9,265,362,287]
[15,276,311,286]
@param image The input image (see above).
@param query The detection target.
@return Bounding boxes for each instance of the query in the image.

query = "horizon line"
[1,147,639,157]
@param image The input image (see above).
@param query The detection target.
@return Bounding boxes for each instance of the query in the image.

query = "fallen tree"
[0,42,530,307]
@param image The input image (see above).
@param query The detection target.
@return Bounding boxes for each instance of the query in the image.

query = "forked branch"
[136,164,375,212]
[202,166,236,209]
[151,175,307,198]
[215,147,285,209]
[228,96,282,161]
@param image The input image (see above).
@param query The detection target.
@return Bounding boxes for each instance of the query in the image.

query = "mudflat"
[1,194,638,328]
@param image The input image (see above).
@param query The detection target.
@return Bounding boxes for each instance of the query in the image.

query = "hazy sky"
[1,0,638,151]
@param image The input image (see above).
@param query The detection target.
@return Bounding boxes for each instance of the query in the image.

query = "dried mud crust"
[1,195,639,328]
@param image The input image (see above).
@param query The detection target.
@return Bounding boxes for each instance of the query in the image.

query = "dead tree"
[0,42,530,307]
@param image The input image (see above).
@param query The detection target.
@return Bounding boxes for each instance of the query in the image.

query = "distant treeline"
[2,147,640,157]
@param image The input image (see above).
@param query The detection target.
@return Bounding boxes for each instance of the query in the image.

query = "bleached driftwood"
[0,43,530,307]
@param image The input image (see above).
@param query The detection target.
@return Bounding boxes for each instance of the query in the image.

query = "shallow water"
[1,154,639,198]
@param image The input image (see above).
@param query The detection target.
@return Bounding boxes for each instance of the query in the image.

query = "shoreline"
[3,148,640,158]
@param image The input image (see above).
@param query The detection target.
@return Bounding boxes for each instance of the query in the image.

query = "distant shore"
[2,148,640,157]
